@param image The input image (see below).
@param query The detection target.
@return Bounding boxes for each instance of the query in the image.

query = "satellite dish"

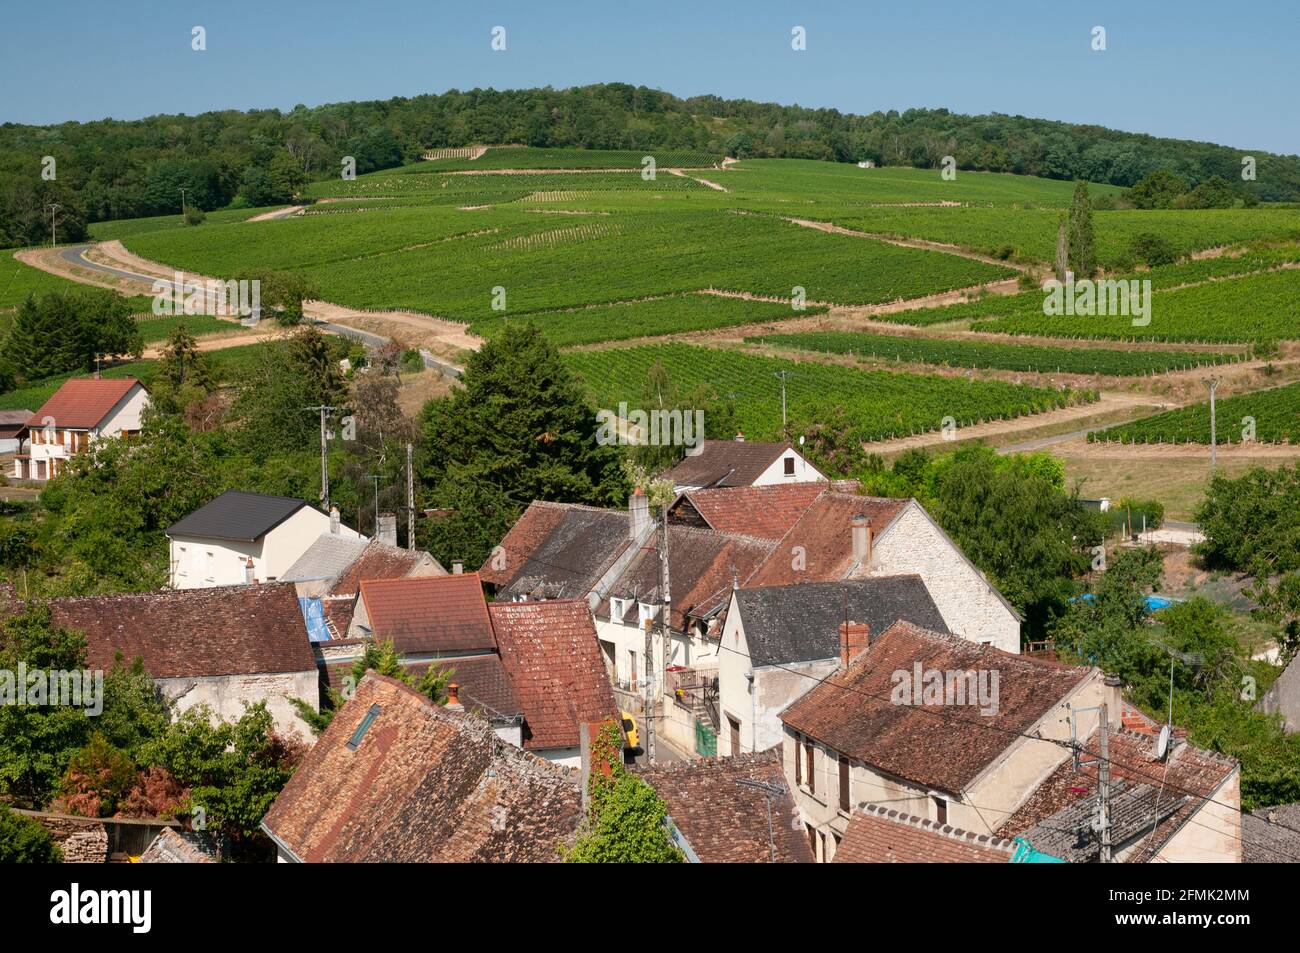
[1156,724,1171,761]
[798,435,805,446]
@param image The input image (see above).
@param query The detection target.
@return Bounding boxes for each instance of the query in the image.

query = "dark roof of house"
[595,525,775,630]
[834,804,1014,863]
[406,655,522,723]
[732,577,949,668]
[997,723,1240,863]
[281,534,371,583]
[489,600,617,751]
[478,501,571,588]
[745,492,909,587]
[669,481,844,541]
[5,582,316,679]
[0,410,32,429]
[261,673,583,862]
[166,490,317,542]
[138,828,217,863]
[328,540,441,596]
[1242,803,1300,863]
[634,749,814,863]
[30,377,143,430]
[780,621,1093,794]
[492,503,633,601]
[660,440,803,488]
[1013,780,1188,863]
[357,572,497,654]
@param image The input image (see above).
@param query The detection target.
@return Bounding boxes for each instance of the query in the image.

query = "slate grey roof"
[281,534,370,583]
[498,505,632,601]
[1018,781,1188,863]
[1258,653,1300,733]
[734,577,948,668]
[166,490,317,542]
[660,440,793,489]
[1242,803,1300,863]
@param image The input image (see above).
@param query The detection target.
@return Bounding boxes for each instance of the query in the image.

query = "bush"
[183,206,206,226]
[399,348,424,374]
[0,805,61,863]
[1113,498,1165,534]
[1129,232,1177,267]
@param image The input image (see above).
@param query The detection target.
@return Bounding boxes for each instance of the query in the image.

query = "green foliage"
[295,640,452,736]
[0,804,62,863]
[566,723,682,863]
[1126,171,1190,210]
[1,289,142,386]
[418,324,628,569]
[147,320,215,415]
[232,325,347,455]
[1129,231,1177,266]
[183,206,206,226]
[1067,181,1096,278]
[1096,379,1300,445]
[57,732,139,817]
[255,270,316,326]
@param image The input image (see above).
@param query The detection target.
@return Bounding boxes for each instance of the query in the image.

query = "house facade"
[166,490,362,589]
[660,438,826,492]
[12,378,148,481]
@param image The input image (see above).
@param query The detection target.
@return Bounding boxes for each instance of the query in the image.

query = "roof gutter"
[258,822,304,863]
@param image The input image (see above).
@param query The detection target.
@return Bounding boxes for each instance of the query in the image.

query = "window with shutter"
[839,756,850,812]
[805,740,815,794]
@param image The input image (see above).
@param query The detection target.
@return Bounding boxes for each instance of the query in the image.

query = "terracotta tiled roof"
[138,828,216,863]
[490,504,633,601]
[997,727,1239,863]
[357,572,496,654]
[834,804,1014,863]
[669,481,850,541]
[661,440,805,488]
[596,525,775,630]
[780,621,1093,794]
[29,377,142,430]
[746,493,908,587]
[328,540,441,595]
[408,655,521,722]
[489,600,617,751]
[478,501,571,587]
[634,749,814,863]
[261,673,583,862]
[3,582,316,679]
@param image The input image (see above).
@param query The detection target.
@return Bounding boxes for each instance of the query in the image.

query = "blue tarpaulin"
[298,597,331,642]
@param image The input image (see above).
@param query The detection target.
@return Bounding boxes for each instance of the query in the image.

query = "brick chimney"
[329,506,341,535]
[839,620,870,667]
[851,513,872,565]
[451,560,464,575]
[446,683,463,711]
[1103,673,1124,731]
[628,486,651,540]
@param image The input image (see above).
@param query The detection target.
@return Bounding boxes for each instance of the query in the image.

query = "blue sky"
[3,0,1297,154]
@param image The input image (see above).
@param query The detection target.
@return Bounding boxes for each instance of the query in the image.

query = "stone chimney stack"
[1103,674,1124,731]
[851,513,872,565]
[446,683,463,711]
[451,560,464,575]
[244,556,256,585]
[734,430,745,442]
[839,620,870,668]
[329,506,341,535]
[628,486,651,540]
[378,513,398,547]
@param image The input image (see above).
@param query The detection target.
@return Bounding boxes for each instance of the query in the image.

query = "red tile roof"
[29,378,143,430]
[780,621,1093,794]
[357,572,496,654]
[328,540,441,596]
[834,804,1014,863]
[3,582,315,679]
[478,501,571,587]
[670,481,850,541]
[660,440,794,488]
[489,600,617,751]
[634,749,814,863]
[261,673,582,862]
[746,492,908,587]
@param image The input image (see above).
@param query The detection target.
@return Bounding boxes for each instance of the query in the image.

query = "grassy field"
[745,330,1245,376]
[404,146,722,171]
[0,249,84,309]
[473,295,825,347]
[563,343,1090,442]
[135,313,243,343]
[88,207,279,241]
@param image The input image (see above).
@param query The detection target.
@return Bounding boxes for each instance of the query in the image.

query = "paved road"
[56,244,462,378]
[997,425,1104,454]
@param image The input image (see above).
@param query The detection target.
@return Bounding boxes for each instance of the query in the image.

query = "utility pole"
[47,202,61,247]
[405,443,416,551]
[304,405,337,507]
[179,187,188,219]
[773,371,791,428]
[1098,703,1112,863]
[1204,376,1221,479]
[646,505,672,765]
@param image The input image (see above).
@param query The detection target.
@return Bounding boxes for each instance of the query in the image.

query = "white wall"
[867,502,1021,653]
[156,670,319,740]
[752,448,826,486]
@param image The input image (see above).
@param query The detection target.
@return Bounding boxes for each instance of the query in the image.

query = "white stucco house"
[166,490,362,589]
[659,439,826,492]
[12,377,148,481]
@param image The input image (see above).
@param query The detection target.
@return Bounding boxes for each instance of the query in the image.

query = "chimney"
[244,556,255,585]
[446,683,463,711]
[451,560,464,575]
[377,513,398,547]
[628,486,651,540]
[734,430,745,442]
[851,513,872,565]
[1103,674,1124,731]
[839,620,870,668]
[329,506,340,535]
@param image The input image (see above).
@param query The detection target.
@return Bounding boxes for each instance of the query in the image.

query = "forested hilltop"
[3,82,1298,244]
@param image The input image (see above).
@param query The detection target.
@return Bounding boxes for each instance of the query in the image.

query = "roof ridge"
[858,802,1016,852]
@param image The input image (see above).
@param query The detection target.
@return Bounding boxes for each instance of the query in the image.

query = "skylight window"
[346,704,381,750]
